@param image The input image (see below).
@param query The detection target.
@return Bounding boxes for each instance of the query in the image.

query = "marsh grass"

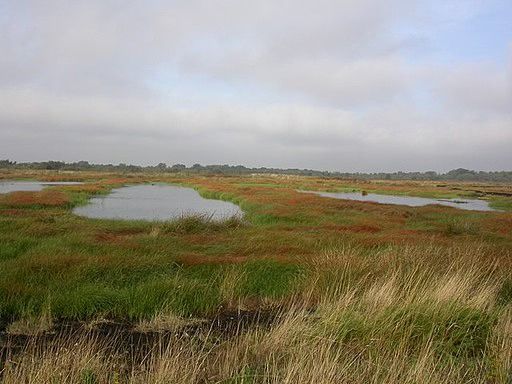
[489,198,512,212]
[159,213,246,234]
[444,217,481,236]
[1,171,512,382]
[0,238,37,261]
[2,245,512,383]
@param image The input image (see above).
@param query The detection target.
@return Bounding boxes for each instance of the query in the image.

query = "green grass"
[238,260,305,298]
[160,214,246,234]
[0,258,305,320]
[489,197,512,211]
[317,303,493,358]
[0,238,37,261]
[497,278,512,306]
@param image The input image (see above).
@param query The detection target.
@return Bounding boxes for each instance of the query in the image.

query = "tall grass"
[159,213,246,234]
[2,244,511,383]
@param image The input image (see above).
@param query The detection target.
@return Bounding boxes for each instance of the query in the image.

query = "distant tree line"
[1,160,511,182]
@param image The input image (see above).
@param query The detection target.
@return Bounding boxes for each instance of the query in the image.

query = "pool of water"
[300,190,498,212]
[73,184,244,221]
[0,181,83,194]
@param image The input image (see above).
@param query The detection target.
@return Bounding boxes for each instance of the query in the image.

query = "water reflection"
[0,181,83,194]
[73,184,243,221]
[300,190,497,212]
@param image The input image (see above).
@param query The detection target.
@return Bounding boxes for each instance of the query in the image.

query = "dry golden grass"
[6,315,53,337]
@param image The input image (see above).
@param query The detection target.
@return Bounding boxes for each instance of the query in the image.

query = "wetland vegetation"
[1,169,512,383]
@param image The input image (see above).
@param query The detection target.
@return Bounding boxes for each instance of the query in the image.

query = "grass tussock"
[444,217,480,236]
[158,213,247,234]
[6,311,53,336]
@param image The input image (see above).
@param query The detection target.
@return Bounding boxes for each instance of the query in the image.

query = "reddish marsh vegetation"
[0,190,70,207]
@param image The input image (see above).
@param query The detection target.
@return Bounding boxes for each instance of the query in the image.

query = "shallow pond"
[300,191,498,212]
[0,181,83,194]
[73,184,243,221]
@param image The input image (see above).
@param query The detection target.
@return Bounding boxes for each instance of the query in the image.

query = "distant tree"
[156,162,167,171]
[44,161,66,170]
[3,160,512,182]
[170,164,186,171]
[76,161,90,168]
[0,159,16,168]
[424,171,438,179]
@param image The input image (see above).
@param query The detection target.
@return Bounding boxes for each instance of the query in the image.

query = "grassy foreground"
[1,170,512,382]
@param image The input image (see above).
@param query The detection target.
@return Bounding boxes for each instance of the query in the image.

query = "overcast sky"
[0,0,511,172]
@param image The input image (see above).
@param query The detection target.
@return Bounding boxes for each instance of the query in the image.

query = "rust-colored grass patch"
[0,208,31,216]
[15,252,87,274]
[481,216,512,235]
[60,184,107,194]
[176,253,249,266]
[180,233,229,245]
[98,177,133,185]
[0,190,70,207]
[319,223,382,233]
[94,228,147,244]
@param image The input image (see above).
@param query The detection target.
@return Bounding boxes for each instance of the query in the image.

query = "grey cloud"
[430,63,512,115]
[0,0,511,171]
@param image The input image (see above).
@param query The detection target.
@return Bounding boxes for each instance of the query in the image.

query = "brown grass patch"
[93,229,147,251]
[60,184,106,194]
[176,253,249,266]
[482,216,512,235]
[98,177,140,186]
[94,228,146,244]
[0,190,69,207]
[179,233,229,245]
[17,252,86,274]
[0,208,31,216]
[323,224,382,233]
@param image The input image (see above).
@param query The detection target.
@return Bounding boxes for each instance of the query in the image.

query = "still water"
[0,181,83,194]
[300,191,498,212]
[73,184,243,221]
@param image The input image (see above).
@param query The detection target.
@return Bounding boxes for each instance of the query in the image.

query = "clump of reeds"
[158,213,246,234]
